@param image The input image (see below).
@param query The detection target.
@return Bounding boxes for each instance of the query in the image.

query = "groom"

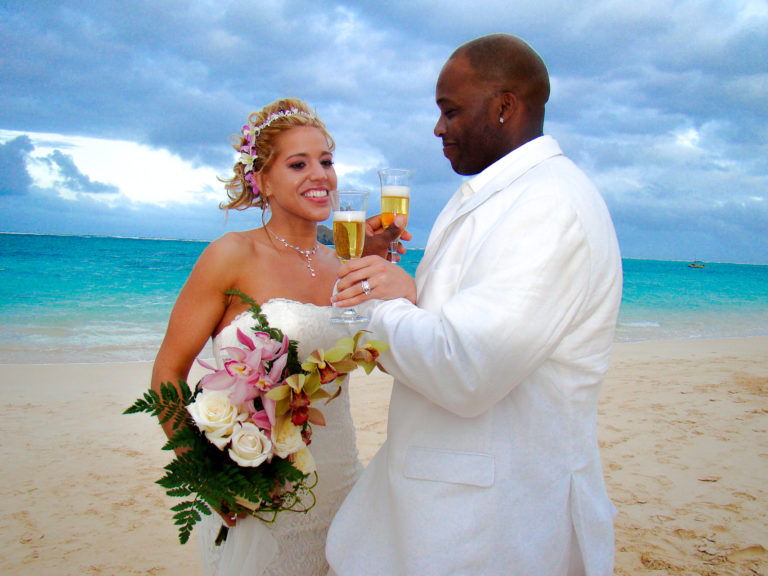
[327,34,622,575]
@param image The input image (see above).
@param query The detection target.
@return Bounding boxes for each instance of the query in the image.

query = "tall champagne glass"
[331,190,369,323]
[378,168,412,262]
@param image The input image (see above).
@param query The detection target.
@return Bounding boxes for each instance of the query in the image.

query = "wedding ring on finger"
[361,279,372,295]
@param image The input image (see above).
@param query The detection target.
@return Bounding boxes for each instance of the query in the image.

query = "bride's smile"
[256,126,337,224]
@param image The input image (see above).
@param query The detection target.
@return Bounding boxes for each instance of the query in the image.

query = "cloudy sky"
[1,0,766,263]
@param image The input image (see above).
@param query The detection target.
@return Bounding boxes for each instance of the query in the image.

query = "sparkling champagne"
[333,211,365,260]
[380,185,410,228]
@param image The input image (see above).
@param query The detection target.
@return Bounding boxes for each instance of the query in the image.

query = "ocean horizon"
[1,233,767,364]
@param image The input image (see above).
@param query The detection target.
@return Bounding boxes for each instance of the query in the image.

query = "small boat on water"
[688,260,705,268]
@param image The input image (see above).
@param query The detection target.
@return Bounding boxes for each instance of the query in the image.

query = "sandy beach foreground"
[1,337,766,575]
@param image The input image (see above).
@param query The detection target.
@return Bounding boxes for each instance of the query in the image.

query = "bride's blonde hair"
[221,98,335,211]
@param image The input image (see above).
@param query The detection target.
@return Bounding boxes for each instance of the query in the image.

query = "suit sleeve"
[369,190,592,418]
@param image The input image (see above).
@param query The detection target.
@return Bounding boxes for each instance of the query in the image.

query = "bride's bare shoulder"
[205,230,261,258]
[186,232,259,281]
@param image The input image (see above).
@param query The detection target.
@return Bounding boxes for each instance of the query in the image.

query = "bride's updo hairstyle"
[222,97,335,211]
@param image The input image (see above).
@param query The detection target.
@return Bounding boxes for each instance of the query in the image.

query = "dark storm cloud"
[41,150,119,194]
[0,136,34,196]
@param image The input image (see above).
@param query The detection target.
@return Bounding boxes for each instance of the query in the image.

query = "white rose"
[271,419,305,459]
[292,447,316,475]
[229,422,272,467]
[187,389,242,449]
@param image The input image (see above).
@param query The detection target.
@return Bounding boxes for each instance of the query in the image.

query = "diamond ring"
[361,279,372,295]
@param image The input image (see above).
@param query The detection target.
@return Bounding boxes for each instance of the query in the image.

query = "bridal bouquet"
[125,290,386,544]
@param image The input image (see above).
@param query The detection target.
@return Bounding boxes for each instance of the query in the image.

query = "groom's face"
[434,55,500,176]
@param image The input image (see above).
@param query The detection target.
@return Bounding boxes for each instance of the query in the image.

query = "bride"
[151,98,403,575]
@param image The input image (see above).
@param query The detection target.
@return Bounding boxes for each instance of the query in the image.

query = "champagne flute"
[378,168,412,262]
[331,190,369,323]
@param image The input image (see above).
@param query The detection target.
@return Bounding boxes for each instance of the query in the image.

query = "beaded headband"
[238,108,318,187]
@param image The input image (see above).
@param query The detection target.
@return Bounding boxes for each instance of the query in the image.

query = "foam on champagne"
[380,185,410,198]
[333,210,366,223]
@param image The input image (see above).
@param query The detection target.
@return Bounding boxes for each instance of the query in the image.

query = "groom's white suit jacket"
[327,136,622,576]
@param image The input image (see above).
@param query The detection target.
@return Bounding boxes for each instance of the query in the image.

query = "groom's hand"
[362,214,411,261]
[333,254,417,306]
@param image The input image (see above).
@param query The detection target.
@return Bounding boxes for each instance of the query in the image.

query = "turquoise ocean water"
[1,233,767,364]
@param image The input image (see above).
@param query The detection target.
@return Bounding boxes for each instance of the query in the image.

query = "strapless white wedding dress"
[197,299,362,576]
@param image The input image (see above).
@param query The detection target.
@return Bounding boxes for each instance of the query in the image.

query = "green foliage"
[123,380,193,430]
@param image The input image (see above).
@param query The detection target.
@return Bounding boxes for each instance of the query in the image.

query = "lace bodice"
[198,299,362,576]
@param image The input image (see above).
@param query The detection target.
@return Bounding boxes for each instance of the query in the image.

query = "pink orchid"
[199,348,264,405]
[245,172,258,187]
[239,330,289,385]
[248,395,276,431]
[198,330,289,407]
[239,329,287,361]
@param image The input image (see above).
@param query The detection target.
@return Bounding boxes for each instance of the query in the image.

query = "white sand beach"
[1,337,766,575]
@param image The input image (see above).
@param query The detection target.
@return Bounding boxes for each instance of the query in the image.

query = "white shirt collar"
[461,135,560,201]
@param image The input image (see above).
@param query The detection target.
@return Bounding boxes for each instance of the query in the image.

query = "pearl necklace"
[266,227,319,278]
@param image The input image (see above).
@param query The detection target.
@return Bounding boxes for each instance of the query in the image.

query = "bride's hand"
[332,255,416,307]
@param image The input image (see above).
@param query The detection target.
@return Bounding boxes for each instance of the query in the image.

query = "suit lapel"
[415,183,469,287]
[417,137,563,291]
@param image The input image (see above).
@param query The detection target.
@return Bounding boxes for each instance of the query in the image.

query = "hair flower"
[239,151,256,173]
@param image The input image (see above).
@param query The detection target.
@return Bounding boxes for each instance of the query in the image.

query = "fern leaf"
[193,500,213,516]
[170,501,194,513]
[166,487,192,498]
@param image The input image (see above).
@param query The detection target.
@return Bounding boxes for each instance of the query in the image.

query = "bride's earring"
[261,199,271,227]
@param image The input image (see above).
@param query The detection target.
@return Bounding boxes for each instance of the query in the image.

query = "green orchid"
[266,374,329,427]
[300,332,389,400]
[349,331,389,375]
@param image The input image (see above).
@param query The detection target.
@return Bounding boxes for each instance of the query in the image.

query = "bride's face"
[259,126,337,223]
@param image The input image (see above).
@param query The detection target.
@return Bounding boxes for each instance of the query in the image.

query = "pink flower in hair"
[244,172,259,194]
